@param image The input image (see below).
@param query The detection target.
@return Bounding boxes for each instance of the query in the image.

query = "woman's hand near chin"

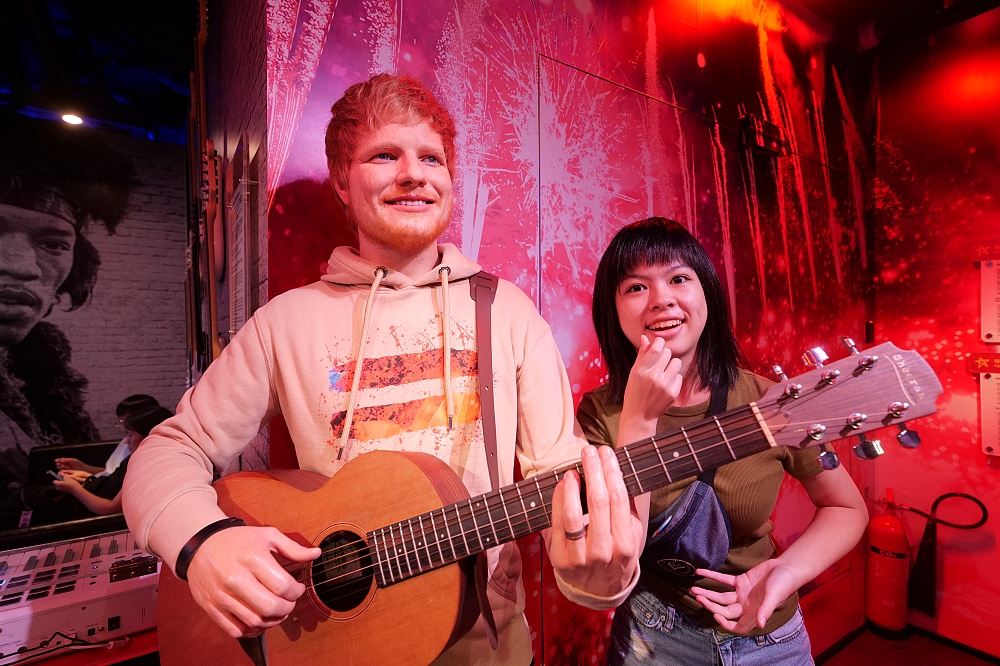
[619,335,684,443]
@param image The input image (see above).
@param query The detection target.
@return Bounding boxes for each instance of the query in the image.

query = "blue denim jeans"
[607,582,814,666]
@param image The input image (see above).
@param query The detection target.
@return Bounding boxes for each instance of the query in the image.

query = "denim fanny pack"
[640,386,732,582]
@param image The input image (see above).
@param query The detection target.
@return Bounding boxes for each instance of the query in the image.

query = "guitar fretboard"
[367,403,773,587]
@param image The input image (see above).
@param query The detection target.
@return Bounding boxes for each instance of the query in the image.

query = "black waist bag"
[640,386,732,582]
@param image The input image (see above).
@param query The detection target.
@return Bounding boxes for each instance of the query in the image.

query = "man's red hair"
[325,74,457,202]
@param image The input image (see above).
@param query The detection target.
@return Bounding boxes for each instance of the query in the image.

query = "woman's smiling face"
[614,261,708,373]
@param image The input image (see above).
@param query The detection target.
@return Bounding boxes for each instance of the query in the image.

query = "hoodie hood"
[321,243,482,288]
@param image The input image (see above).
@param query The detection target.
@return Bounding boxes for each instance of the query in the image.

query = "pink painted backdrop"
[264,0,879,661]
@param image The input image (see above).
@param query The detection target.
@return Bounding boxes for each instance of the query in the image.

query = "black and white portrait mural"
[1,113,189,491]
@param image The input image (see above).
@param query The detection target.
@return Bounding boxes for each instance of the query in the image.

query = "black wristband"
[175,517,246,581]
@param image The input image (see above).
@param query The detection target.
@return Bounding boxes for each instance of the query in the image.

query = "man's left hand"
[547,444,645,600]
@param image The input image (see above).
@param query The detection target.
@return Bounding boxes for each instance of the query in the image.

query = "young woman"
[55,394,160,478]
[578,218,867,666]
[0,405,172,528]
[51,405,173,516]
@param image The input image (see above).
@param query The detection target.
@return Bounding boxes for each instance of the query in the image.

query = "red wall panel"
[263,0,877,660]
[874,8,1000,658]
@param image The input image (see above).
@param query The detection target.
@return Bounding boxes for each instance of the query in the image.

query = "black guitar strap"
[696,384,730,487]
[469,270,500,650]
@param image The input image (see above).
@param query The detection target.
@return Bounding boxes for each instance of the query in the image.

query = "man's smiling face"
[0,203,76,347]
[333,120,453,256]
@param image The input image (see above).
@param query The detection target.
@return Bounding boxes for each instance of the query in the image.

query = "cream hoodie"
[123,243,590,664]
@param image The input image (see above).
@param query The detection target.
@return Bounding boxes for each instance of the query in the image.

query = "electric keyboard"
[0,527,159,663]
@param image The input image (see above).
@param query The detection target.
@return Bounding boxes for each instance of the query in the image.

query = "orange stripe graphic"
[328,348,477,392]
[331,392,481,441]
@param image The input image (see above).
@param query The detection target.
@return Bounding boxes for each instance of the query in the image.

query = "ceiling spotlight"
[62,114,84,125]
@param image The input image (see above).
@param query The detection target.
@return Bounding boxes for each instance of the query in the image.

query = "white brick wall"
[47,133,188,438]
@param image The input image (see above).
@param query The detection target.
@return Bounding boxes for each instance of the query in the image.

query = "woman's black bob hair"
[591,217,746,405]
[123,406,173,439]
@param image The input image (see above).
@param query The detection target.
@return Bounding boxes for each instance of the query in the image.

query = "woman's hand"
[52,476,84,498]
[60,470,92,483]
[692,465,868,635]
[55,457,104,475]
[691,560,799,635]
[621,335,683,426]
[616,336,684,466]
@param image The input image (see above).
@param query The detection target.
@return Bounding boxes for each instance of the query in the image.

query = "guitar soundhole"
[312,530,374,612]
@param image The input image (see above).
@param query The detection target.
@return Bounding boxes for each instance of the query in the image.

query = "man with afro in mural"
[0,113,136,492]
[124,73,648,665]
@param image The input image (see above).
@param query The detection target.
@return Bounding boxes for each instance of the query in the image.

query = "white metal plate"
[982,260,1000,343]
[982,372,999,457]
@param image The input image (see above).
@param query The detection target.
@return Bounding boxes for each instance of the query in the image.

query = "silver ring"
[564,526,587,541]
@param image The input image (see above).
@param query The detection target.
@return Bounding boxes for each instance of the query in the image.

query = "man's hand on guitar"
[547,444,646,601]
[185,525,321,638]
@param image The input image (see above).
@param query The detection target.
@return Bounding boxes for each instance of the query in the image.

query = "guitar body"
[158,450,480,666]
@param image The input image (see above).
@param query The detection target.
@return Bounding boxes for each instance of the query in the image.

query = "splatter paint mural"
[264,0,879,660]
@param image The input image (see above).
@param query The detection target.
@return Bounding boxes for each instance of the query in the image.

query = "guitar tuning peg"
[818,444,840,470]
[841,336,860,355]
[896,425,921,449]
[771,364,788,381]
[802,347,829,368]
[852,433,885,460]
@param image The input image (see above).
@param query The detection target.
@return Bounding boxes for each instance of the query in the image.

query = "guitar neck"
[368,403,773,588]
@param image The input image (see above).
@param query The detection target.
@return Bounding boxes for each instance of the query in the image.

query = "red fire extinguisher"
[866,488,909,631]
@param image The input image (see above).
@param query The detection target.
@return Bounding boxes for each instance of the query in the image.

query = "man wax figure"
[123,74,648,665]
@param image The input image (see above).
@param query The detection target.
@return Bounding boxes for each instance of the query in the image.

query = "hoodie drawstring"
[439,266,454,429]
[338,266,387,459]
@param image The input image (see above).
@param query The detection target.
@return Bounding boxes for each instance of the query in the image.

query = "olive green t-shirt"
[577,368,824,635]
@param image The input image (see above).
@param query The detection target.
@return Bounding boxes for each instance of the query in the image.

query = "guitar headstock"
[757,342,943,452]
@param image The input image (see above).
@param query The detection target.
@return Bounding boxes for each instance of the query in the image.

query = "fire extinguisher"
[866,488,909,631]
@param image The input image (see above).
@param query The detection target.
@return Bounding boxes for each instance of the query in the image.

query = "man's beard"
[353,205,452,257]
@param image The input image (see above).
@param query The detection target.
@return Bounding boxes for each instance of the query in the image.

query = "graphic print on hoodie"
[314,246,493,472]
[326,347,481,444]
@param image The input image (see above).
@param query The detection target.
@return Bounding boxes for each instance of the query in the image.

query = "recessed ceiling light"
[62,114,84,125]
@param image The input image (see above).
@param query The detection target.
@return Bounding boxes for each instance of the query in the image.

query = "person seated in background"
[55,394,160,480]
[0,405,172,528]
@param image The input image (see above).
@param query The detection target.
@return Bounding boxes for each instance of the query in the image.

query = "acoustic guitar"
[157,341,941,666]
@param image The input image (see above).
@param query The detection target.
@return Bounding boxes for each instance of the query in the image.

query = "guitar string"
[288,370,882,591]
[295,414,767,589]
[296,394,865,592]
[296,409,762,582]
[298,412,771,590]
[297,406,788,589]
[304,400,889,597]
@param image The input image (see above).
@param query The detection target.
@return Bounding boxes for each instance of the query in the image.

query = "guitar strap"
[469,270,500,650]
[469,271,500,491]
[696,384,730,487]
